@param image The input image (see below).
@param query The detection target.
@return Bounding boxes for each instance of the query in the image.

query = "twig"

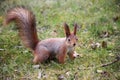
[78,56,120,70]
[98,57,120,67]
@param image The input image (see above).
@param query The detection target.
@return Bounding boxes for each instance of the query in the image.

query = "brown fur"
[5,7,78,64]
[5,7,39,50]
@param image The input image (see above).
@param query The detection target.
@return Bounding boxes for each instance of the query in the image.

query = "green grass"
[0,0,120,80]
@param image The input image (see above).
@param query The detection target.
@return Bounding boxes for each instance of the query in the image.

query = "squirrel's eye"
[68,39,71,41]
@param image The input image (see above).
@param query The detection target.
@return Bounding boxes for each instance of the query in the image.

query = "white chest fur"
[67,47,74,53]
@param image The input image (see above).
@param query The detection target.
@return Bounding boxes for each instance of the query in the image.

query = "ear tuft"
[64,22,70,37]
[74,23,78,35]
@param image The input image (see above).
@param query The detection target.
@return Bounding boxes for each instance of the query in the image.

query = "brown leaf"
[102,41,107,48]
[100,31,110,38]
[90,42,101,50]
[58,74,65,80]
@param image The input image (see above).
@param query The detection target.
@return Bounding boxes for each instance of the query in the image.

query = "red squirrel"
[4,7,78,64]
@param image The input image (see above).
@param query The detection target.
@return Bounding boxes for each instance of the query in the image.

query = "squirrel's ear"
[74,23,78,35]
[64,23,70,37]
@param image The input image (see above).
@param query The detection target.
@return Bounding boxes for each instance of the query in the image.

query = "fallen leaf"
[90,42,97,50]
[0,49,4,51]
[58,74,65,80]
[90,42,101,50]
[100,31,110,38]
[74,72,79,80]
[96,42,101,48]
[33,65,40,69]
[38,71,42,79]
[65,71,71,76]
[102,41,107,48]
[109,53,115,57]
[113,16,119,22]
[96,69,103,73]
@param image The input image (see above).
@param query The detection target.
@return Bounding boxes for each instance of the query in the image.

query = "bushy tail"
[4,7,39,50]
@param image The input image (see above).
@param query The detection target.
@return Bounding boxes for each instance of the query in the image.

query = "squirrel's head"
[64,23,78,48]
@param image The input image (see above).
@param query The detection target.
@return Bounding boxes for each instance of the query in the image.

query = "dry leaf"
[102,41,107,48]
[0,49,4,51]
[100,31,110,38]
[96,69,103,73]
[38,71,42,79]
[96,42,101,48]
[65,71,71,76]
[109,53,115,57]
[58,74,65,80]
[33,65,40,69]
[90,42,101,50]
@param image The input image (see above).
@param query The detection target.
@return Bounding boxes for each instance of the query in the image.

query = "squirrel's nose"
[73,43,76,46]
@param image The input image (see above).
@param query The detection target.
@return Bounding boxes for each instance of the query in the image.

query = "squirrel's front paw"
[73,51,80,58]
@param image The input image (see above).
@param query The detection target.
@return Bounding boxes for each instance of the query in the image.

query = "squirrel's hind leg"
[33,46,50,64]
